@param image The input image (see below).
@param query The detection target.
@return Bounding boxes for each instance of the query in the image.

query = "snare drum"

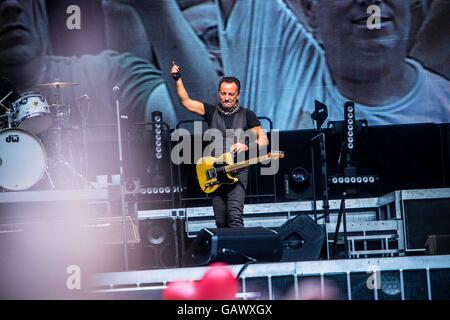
[0,128,47,191]
[12,92,52,134]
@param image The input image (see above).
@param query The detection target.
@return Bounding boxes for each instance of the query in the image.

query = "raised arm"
[171,62,205,116]
[129,0,219,119]
[218,0,238,28]
[102,0,153,62]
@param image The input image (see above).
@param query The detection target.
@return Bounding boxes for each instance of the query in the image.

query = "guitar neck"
[224,155,271,173]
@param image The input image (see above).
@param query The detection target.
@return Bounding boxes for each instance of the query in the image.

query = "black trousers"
[211,169,248,228]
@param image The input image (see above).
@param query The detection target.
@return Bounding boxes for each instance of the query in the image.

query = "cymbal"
[35,81,80,89]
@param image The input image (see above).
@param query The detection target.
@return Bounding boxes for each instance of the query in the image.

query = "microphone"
[113,86,120,97]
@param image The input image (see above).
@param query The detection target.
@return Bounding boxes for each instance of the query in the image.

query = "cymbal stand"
[47,85,89,189]
[76,94,91,179]
[0,91,14,128]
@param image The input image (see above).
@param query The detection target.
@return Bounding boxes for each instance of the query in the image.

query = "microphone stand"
[114,86,129,271]
[310,100,330,224]
[332,191,348,259]
[311,131,330,224]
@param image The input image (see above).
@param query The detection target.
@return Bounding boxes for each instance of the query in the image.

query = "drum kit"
[0,79,89,191]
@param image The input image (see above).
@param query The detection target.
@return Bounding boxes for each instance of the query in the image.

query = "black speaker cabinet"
[426,234,450,255]
[403,198,450,251]
[277,215,325,262]
[182,227,282,267]
[138,218,186,269]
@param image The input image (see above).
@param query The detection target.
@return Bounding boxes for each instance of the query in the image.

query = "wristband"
[172,71,182,81]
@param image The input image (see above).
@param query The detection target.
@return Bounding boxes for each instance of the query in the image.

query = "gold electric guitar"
[196,151,285,194]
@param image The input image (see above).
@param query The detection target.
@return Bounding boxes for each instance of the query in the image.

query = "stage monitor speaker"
[182,227,282,267]
[278,215,325,262]
[138,218,185,269]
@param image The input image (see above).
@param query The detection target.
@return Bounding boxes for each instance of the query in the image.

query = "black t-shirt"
[202,102,261,130]
[203,102,261,162]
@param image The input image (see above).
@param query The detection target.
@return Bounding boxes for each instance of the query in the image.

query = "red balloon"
[197,263,238,300]
[208,262,228,268]
[163,281,200,300]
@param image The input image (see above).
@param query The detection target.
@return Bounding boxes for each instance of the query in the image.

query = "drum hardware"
[0,77,21,106]
[1,78,53,134]
[0,86,49,191]
[11,92,52,134]
[47,111,89,189]
[0,78,21,129]
[75,94,91,179]
[35,79,79,115]
[0,92,52,191]
[0,111,13,129]
[0,79,93,191]
[35,79,88,190]
[0,91,14,112]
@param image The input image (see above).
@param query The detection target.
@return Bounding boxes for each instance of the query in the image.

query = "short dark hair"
[218,77,240,92]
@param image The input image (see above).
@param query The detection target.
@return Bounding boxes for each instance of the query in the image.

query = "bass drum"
[0,128,47,191]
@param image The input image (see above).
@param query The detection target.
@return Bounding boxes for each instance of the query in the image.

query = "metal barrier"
[91,255,450,300]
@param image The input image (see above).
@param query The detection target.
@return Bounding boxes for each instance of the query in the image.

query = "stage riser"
[186,212,378,237]
[0,188,448,272]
